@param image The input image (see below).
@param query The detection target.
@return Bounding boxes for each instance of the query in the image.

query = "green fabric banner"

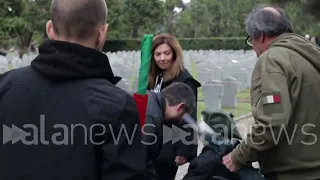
[137,34,153,95]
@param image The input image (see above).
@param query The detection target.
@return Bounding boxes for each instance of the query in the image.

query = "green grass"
[6,52,16,57]
[236,88,251,100]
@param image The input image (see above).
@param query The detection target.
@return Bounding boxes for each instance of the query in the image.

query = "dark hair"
[162,82,196,114]
[245,5,293,38]
[51,0,107,40]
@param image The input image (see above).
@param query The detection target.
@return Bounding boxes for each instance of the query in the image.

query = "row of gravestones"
[115,68,254,110]
[111,63,254,85]
[2,52,256,80]
[195,64,254,110]
[94,49,257,83]
[116,76,244,110]
[196,67,253,91]
[2,50,256,111]
[3,54,247,111]
[3,49,256,67]
[0,52,36,71]
[107,49,256,68]
[111,50,257,111]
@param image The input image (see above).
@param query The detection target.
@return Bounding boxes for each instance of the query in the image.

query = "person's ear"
[259,33,265,43]
[176,103,185,114]
[96,23,108,51]
[101,23,108,41]
[46,20,57,40]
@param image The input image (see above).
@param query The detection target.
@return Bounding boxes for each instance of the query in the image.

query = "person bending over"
[143,82,197,180]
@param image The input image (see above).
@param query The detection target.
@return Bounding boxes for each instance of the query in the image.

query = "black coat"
[183,110,265,180]
[183,139,264,180]
[183,139,241,180]
[0,40,146,180]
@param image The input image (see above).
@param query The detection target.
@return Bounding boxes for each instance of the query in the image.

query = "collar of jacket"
[268,33,302,48]
[31,40,121,84]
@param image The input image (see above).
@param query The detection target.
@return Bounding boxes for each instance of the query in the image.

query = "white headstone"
[197,70,211,84]
[202,80,224,110]
[221,77,238,108]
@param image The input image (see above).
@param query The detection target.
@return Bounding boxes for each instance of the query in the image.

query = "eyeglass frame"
[245,35,253,47]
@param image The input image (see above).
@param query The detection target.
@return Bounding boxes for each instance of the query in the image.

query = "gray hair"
[245,5,294,37]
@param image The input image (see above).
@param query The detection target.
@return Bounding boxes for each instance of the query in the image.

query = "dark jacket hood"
[269,33,320,72]
[31,40,121,84]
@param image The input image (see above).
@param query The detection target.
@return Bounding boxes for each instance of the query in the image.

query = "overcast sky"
[173,0,190,12]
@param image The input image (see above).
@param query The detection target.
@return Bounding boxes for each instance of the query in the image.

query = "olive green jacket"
[231,33,320,180]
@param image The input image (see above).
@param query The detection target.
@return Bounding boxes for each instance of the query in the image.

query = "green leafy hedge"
[103,37,252,52]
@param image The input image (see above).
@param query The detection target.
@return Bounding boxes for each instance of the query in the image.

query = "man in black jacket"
[143,82,197,180]
[0,0,146,180]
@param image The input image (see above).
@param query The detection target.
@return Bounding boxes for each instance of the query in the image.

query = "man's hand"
[222,152,239,173]
[175,156,187,166]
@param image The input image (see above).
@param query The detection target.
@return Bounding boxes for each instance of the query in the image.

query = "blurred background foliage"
[1,0,319,53]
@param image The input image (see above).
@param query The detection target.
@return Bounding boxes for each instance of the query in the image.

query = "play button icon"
[2,124,30,145]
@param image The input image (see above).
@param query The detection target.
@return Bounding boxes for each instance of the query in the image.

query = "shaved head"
[50,0,108,40]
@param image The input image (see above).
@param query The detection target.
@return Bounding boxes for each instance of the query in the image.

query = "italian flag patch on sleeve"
[262,93,281,105]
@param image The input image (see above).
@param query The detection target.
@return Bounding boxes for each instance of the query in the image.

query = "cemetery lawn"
[236,89,251,100]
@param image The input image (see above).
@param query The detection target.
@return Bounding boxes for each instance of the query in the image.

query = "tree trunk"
[167,13,174,34]
[131,23,140,38]
[18,31,33,59]
[194,18,201,37]
[215,8,221,36]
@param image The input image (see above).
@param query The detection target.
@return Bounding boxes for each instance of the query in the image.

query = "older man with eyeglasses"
[222,5,320,180]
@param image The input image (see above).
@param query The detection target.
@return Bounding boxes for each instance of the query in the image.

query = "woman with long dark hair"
[147,33,201,180]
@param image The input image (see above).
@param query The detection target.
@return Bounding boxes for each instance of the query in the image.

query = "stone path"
[174,114,255,180]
